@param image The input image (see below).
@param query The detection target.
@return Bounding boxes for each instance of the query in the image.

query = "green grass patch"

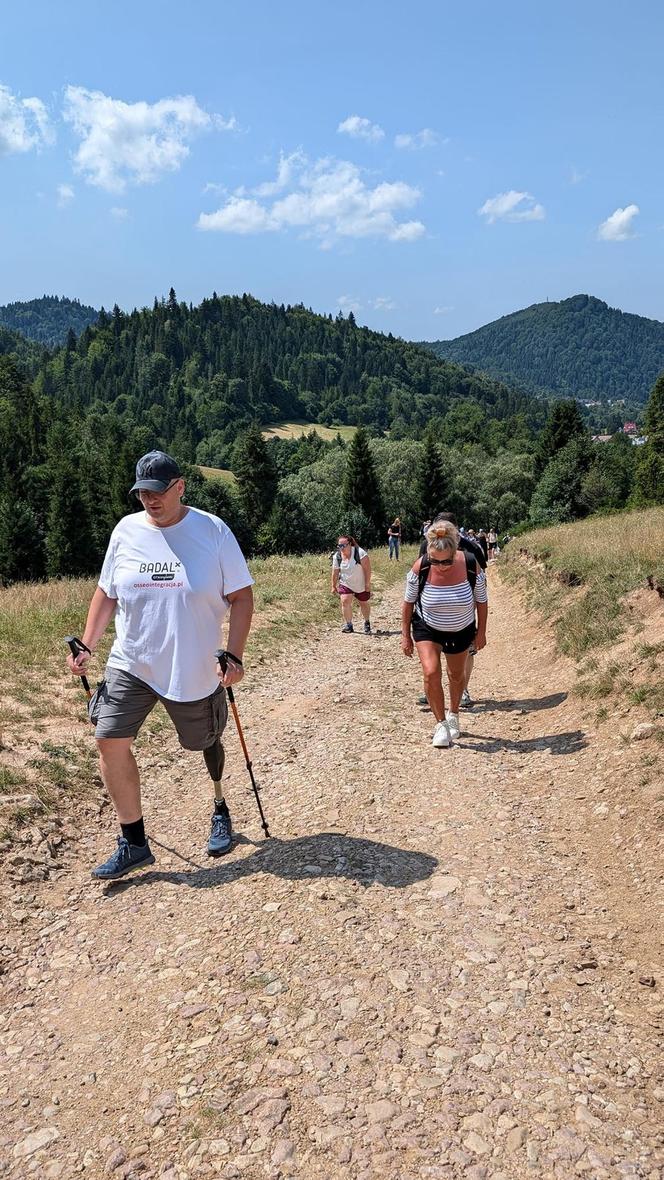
[261,420,358,442]
[501,507,664,661]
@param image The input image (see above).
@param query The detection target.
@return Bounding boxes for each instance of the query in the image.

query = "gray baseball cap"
[130,450,182,493]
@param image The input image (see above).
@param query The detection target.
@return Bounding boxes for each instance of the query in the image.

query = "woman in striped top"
[402,520,488,748]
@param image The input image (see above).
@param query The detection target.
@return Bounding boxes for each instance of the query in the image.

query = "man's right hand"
[67,649,91,675]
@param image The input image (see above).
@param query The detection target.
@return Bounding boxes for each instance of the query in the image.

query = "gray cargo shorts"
[92,667,228,750]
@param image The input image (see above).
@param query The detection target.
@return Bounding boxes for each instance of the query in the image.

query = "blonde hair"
[426,519,459,555]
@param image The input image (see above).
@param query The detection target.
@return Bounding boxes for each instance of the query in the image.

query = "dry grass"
[500,508,664,716]
[261,421,357,442]
[198,465,237,484]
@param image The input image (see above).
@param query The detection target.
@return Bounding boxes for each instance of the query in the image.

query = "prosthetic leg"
[204,738,233,856]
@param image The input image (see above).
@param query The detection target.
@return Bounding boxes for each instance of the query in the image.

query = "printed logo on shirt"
[138,560,182,582]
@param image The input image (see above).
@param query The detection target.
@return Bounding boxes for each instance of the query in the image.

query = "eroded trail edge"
[1,571,662,1180]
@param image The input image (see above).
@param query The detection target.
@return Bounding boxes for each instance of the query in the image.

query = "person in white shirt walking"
[331,535,372,634]
[402,520,488,748]
[67,450,254,879]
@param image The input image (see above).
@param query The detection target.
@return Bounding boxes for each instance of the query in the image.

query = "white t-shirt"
[99,507,253,701]
[334,546,368,593]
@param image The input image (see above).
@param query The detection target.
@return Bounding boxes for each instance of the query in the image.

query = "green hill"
[35,289,543,461]
[0,295,99,348]
[427,294,664,403]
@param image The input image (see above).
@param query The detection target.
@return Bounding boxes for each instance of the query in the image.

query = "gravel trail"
[1,570,662,1179]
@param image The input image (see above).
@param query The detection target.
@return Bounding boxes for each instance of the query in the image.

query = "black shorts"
[412,616,476,654]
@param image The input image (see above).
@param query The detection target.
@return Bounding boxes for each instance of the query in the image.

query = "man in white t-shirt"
[67,450,254,879]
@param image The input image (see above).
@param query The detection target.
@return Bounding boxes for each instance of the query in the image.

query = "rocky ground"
[0,570,662,1179]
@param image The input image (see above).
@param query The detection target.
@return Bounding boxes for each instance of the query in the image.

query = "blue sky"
[1,0,662,340]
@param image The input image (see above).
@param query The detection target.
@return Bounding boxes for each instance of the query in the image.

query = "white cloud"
[110,206,129,220]
[597,204,639,242]
[63,86,233,191]
[434,305,454,315]
[372,296,396,311]
[198,155,425,244]
[478,190,545,224]
[337,114,384,143]
[57,183,74,207]
[337,295,362,314]
[394,128,440,150]
[0,84,54,154]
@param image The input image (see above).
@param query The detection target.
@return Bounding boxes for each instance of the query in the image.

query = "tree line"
[0,289,662,586]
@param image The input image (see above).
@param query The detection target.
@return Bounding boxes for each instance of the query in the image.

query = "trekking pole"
[216,650,270,838]
[65,636,92,700]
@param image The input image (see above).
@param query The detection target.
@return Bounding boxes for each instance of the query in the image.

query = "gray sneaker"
[208,803,233,857]
[91,836,155,881]
[460,689,474,709]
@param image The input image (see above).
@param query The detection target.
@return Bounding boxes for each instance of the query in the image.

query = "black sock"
[214,798,229,815]
[121,817,146,847]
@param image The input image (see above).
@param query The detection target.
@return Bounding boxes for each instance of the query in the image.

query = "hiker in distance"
[387,517,402,561]
[66,450,254,880]
[403,519,488,748]
[331,534,372,634]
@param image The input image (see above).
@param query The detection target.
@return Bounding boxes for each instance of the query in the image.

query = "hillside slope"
[35,291,542,455]
[427,294,664,402]
[0,295,99,348]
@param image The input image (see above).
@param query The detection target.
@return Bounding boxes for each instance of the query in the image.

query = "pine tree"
[44,425,98,577]
[536,400,587,474]
[0,494,44,585]
[415,433,450,521]
[633,374,664,504]
[341,426,384,543]
[233,424,278,533]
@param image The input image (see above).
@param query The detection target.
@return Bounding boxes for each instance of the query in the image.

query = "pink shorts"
[338,585,371,602]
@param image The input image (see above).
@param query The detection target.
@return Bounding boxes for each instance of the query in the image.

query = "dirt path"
[1,571,662,1180]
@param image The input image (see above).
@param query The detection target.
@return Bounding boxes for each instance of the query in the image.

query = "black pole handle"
[65,636,91,696]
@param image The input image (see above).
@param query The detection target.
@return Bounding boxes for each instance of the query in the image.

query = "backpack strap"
[464,549,477,594]
[415,555,431,614]
[354,546,361,564]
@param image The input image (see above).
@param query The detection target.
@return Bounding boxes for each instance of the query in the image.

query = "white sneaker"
[432,721,451,748]
[446,711,461,740]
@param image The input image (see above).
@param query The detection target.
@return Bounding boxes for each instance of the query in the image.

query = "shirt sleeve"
[474,569,488,604]
[404,570,419,603]
[98,535,118,598]
[358,548,368,560]
[218,525,254,597]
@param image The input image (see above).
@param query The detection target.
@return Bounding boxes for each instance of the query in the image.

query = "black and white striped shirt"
[405,565,488,632]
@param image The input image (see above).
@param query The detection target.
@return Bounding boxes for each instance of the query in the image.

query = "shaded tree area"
[0,296,99,349]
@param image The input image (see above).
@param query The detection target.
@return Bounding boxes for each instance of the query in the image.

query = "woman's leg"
[358,596,371,622]
[416,642,446,721]
[340,592,354,624]
[444,650,468,713]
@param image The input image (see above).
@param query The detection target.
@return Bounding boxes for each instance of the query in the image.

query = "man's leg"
[92,736,154,879]
[461,650,475,707]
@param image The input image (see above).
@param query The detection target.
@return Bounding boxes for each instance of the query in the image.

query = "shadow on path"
[460,729,588,756]
[475,693,568,714]
[105,832,438,895]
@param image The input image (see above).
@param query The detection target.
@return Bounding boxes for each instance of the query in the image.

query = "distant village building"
[623,421,638,434]
[592,434,613,443]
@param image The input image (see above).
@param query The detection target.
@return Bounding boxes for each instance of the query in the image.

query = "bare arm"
[401,600,414,656]
[475,600,488,649]
[331,559,340,594]
[222,585,254,685]
[66,587,117,674]
[360,555,372,592]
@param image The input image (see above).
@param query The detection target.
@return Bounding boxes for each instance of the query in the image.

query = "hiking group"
[67,451,491,879]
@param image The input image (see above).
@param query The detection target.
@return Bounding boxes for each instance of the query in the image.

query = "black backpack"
[416,549,477,613]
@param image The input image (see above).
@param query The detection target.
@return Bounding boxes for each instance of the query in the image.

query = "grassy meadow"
[261,421,357,442]
[500,507,664,717]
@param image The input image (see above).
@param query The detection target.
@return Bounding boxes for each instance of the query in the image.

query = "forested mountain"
[0,295,99,348]
[0,324,46,375]
[427,294,664,403]
[35,289,544,466]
